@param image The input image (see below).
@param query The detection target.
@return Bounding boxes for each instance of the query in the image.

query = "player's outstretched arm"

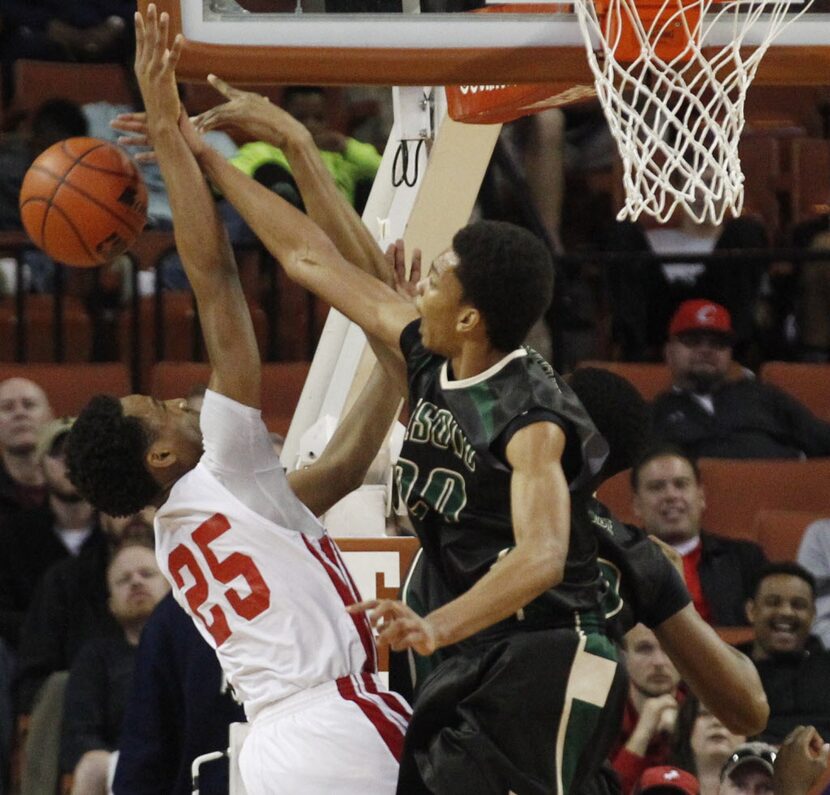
[193,76,392,288]
[186,136,417,355]
[653,603,769,736]
[287,362,402,517]
[134,6,259,407]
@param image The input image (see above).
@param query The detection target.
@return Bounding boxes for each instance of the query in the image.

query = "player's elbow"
[722,690,769,737]
[532,544,566,591]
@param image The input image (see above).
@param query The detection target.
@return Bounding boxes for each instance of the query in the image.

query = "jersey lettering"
[168,513,271,646]
[396,458,468,522]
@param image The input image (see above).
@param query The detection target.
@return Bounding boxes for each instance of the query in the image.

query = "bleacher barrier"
[759,361,830,422]
[0,362,131,416]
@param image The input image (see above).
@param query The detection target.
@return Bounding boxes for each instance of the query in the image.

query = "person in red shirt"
[613,624,682,793]
[630,444,766,627]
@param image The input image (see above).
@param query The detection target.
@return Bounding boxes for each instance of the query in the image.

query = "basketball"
[18,137,148,268]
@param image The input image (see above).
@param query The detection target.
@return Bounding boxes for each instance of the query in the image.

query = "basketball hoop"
[445,4,597,125]
[574,0,814,223]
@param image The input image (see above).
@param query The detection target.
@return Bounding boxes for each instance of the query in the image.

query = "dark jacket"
[0,506,102,647]
[699,531,767,626]
[14,541,118,714]
[113,594,245,795]
[60,633,135,773]
[0,462,46,530]
[651,380,830,459]
[739,638,830,743]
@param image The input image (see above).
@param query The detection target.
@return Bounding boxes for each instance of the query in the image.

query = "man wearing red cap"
[652,299,830,459]
[635,765,700,794]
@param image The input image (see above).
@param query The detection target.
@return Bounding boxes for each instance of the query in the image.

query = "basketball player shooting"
[166,72,628,795]
[64,8,409,794]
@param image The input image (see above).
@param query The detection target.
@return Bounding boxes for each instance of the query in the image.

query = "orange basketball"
[19,137,148,268]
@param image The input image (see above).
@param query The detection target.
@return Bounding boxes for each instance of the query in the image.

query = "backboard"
[144,0,830,86]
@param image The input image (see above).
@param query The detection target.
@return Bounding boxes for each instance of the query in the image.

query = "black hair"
[752,561,816,599]
[669,693,702,777]
[567,367,650,482]
[630,442,700,492]
[30,99,88,153]
[66,395,160,518]
[452,220,554,352]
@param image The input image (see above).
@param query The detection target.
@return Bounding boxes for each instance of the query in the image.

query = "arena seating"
[576,361,672,401]
[753,508,828,562]
[759,361,830,422]
[0,362,130,415]
[149,360,311,435]
[597,457,830,543]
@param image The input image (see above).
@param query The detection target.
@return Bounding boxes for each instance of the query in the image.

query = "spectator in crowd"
[600,213,768,362]
[796,518,830,649]
[113,592,246,795]
[227,85,382,213]
[0,418,104,647]
[651,299,830,459]
[61,542,168,795]
[669,693,746,795]
[718,741,777,795]
[0,378,53,524]
[742,562,830,744]
[635,765,700,794]
[14,509,154,795]
[789,216,830,363]
[0,1,135,107]
[613,624,683,793]
[0,638,13,795]
[631,444,767,626]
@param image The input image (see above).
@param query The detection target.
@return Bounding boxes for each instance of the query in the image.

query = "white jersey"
[154,390,379,722]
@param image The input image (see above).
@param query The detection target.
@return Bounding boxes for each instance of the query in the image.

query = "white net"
[573,0,813,223]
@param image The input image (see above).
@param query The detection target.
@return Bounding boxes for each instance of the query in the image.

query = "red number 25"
[168,513,271,646]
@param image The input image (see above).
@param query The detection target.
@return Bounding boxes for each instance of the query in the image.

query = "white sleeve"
[198,390,322,536]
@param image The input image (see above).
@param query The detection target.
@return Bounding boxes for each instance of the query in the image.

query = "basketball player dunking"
[65,9,409,794]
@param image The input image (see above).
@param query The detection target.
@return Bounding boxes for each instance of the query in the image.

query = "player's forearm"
[151,122,235,285]
[283,134,391,285]
[426,540,565,650]
[655,605,769,735]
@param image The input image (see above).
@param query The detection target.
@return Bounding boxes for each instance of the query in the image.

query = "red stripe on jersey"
[302,536,376,673]
[337,676,405,761]
[321,536,379,672]
[359,672,412,728]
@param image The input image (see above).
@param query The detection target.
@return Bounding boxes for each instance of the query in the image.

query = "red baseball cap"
[636,766,700,794]
[668,299,734,338]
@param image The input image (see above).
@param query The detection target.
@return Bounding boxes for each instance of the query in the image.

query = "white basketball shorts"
[239,672,411,795]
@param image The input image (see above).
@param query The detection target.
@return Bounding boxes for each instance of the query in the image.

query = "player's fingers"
[207,73,236,99]
[134,12,145,59]
[167,33,184,71]
[117,134,150,148]
[134,151,158,164]
[410,248,422,282]
[346,599,379,615]
[110,118,147,134]
[159,11,170,51]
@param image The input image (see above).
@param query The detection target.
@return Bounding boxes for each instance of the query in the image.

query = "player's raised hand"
[386,239,422,301]
[133,4,183,130]
[774,725,830,795]
[348,599,438,656]
[192,75,308,149]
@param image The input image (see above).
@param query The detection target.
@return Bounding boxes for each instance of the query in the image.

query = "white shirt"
[154,390,377,721]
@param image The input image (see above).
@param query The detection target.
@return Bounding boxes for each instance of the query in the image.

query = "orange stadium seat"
[759,361,830,422]
[11,59,135,119]
[753,508,828,562]
[0,362,130,416]
[149,360,310,435]
[576,361,672,401]
[0,295,92,363]
[597,458,830,542]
